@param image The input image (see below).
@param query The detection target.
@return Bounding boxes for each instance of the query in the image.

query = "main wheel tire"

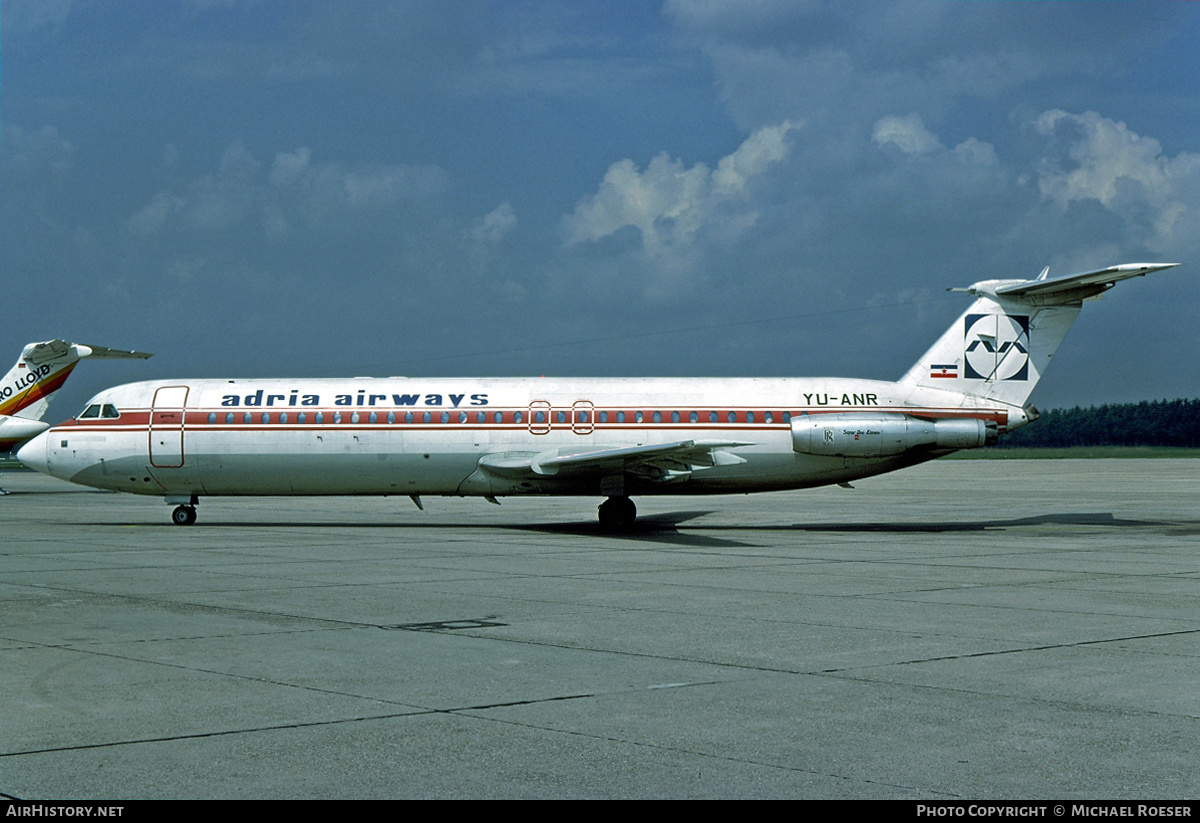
[171,505,197,526]
[598,496,636,530]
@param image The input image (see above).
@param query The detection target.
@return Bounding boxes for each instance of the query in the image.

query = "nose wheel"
[598,496,636,530]
[171,505,197,526]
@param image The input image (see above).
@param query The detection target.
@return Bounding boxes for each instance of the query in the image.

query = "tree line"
[997,398,1200,448]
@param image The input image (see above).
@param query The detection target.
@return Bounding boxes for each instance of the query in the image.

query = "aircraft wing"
[479,439,753,480]
[995,263,1178,300]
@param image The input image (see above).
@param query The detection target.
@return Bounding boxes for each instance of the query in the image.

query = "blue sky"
[3,0,1198,416]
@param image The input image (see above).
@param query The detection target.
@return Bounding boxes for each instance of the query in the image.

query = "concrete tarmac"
[1,459,1197,799]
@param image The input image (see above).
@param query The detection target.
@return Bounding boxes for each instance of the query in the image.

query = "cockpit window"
[77,404,120,420]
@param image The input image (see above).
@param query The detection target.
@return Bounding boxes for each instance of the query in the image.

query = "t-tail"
[900,263,1179,416]
[0,340,153,452]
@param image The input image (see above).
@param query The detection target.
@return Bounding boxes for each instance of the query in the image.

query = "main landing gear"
[597,496,636,530]
[167,495,199,526]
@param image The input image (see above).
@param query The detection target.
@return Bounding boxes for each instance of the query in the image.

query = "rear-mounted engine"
[791,413,998,458]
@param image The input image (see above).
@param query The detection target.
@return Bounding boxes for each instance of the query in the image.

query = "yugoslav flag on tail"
[901,263,1179,409]
[0,340,153,451]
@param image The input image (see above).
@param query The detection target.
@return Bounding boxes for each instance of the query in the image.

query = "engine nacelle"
[790,413,997,458]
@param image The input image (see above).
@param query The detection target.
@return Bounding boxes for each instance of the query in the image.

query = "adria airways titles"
[17,264,1179,527]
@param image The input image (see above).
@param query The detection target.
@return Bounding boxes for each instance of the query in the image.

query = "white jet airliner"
[0,340,152,453]
[17,263,1178,527]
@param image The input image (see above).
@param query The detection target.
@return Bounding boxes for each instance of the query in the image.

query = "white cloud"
[269,148,448,215]
[128,142,449,236]
[871,114,1001,176]
[1035,110,1200,250]
[872,114,943,156]
[269,148,312,187]
[127,191,188,235]
[951,136,998,168]
[713,121,797,194]
[472,202,518,244]
[557,122,797,301]
[562,121,797,256]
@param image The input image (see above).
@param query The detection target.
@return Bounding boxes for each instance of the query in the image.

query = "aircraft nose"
[16,430,50,475]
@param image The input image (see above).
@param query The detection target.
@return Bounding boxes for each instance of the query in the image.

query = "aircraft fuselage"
[17,376,1014,501]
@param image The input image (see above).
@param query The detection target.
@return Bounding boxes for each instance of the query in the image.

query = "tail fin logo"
[964,313,1029,381]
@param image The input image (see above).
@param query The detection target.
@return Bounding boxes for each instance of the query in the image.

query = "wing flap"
[478,439,753,480]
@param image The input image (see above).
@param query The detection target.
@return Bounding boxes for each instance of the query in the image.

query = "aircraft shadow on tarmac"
[25,498,1198,547]
[509,510,1181,548]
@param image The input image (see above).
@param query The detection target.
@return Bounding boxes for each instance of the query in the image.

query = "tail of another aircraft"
[900,263,1179,409]
[0,341,152,451]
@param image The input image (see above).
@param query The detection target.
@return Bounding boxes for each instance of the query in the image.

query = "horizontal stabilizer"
[24,340,153,365]
[76,344,155,360]
[986,263,1177,303]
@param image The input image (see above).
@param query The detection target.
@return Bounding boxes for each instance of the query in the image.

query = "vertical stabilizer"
[900,263,1178,407]
[1,340,153,421]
